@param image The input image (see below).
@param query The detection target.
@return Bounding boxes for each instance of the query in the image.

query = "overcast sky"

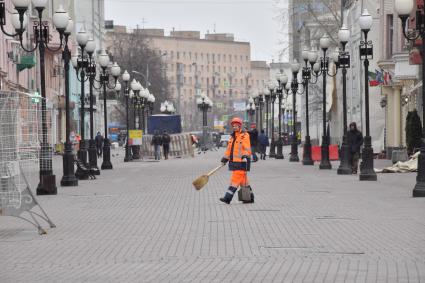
[104,0,287,63]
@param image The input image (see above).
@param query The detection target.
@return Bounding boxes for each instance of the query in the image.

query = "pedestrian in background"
[258,129,269,160]
[248,123,258,162]
[95,131,103,158]
[151,130,163,160]
[162,130,171,160]
[220,117,254,204]
[347,122,363,174]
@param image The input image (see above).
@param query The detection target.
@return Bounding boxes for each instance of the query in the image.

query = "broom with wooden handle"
[192,163,226,190]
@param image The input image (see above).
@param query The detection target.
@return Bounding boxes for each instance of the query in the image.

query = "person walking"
[248,123,259,162]
[347,122,363,174]
[220,117,254,204]
[151,130,163,160]
[162,130,171,160]
[95,131,104,158]
[258,129,269,160]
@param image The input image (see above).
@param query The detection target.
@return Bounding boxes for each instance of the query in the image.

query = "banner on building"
[129,130,143,145]
[233,101,246,112]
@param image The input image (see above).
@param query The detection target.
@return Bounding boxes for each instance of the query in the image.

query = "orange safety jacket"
[224,130,252,171]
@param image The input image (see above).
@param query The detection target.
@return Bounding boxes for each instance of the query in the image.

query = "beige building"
[106,27,270,130]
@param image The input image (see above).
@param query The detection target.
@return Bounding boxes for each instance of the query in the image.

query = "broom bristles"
[192,175,209,190]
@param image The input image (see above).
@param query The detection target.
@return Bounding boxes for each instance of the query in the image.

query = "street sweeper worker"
[220,117,254,204]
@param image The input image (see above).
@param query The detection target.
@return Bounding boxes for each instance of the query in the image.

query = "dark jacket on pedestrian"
[162,132,171,146]
[249,128,258,147]
[347,122,363,153]
[95,133,104,148]
[151,134,163,146]
[258,133,269,147]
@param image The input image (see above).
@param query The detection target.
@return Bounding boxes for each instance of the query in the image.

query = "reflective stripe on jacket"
[224,130,252,171]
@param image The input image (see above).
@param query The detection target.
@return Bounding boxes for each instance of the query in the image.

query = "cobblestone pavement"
[0,147,424,282]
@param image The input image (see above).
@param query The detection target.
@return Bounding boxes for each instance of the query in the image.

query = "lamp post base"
[337,138,352,175]
[359,136,377,181]
[60,141,78,187]
[88,139,100,175]
[302,136,314,165]
[413,149,425,197]
[101,139,113,170]
[124,144,133,162]
[319,141,332,169]
[37,173,57,195]
[132,145,140,159]
[269,140,276,158]
[289,140,299,162]
[275,138,284,159]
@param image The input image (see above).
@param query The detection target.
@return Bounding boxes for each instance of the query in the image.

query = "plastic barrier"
[139,133,194,159]
[311,145,339,161]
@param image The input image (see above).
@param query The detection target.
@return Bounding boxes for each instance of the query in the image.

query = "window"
[224,66,227,73]
[218,54,221,61]
[195,52,198,60]
[246,56,248,61]
[387,14,394,58]
[207,53,210,61]
[240,55,242,61]
[218,66,221,72]
[201,65,204,71]
[223,54,226,62]
[189,52,192,59]
[207,65,209,72]
[212,54,215,62]
[240,67,243,73]
[201,53,204,60]
[170,51,174,59]
[183,52,186,59]
[229,55,232,62]
[184,77,186,84]
[189,77,192,84]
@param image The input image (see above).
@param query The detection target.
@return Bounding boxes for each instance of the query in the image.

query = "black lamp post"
[358,9,377,181]
[311,34,338,170]
[289,61,303,162]
[264,89,271,137]
[300,47,320,165]
[335,25,353,174]
[246,97,255,124]
[0,1,70,194]
[71,29,91,179]
[395,0,424,195]
[275,72,288,159]
[121,71,132,162]
[60,18,78,187]
[97,51,121,170]
[196,94,212,151]
[268,82,278,158]
[130,79,142,159]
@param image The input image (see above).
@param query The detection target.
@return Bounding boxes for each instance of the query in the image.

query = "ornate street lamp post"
[358,9,377,181]
[335,25,353,174]
[246,97,255,124]
[268,81,278,158]
[0,1,69,194]
[264,88,271,137]
[311,34,337,169]
[97,51,121,169]
[71,29,92,179]
[130,79,142,159]
[196,94,212,151]
[122,71,132,162]
[60,18,78,187]
[275,72,288,160]
[299,48,318,165]
[289,61,303,162]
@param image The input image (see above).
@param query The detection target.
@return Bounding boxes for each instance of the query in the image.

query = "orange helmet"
[230,117,243,126]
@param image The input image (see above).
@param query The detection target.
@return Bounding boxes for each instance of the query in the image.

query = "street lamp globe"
[308,48,318,64]
[98,50,109,68]
[85,38,96,55]
[338,24,350,44]
[115,81,121,92]
[110,62,121,78]
[130,79,138,91]
[291,60,300,73]
[52,5,69,31]
[285,82,291,91]
[76,26,89,48]
[395,0,414,16]
[248,96,254,104]
[359,9,373,32]
[313,62,321,73]
[122,70,130,82]
[65,18,73,35]
[32,0,47,8]
[11,11,27,31]
[12,0,30,8]
[320,33,331,50]
[251,90,259,99]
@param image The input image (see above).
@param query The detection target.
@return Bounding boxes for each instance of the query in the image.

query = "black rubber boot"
[220,186,237,204]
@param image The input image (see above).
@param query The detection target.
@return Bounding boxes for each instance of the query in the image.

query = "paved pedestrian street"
[0,148,424,282]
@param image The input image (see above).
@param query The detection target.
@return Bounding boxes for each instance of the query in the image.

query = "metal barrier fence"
[140,133,194,159]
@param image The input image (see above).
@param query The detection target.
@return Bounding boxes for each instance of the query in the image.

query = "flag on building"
[368,71,379,87]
